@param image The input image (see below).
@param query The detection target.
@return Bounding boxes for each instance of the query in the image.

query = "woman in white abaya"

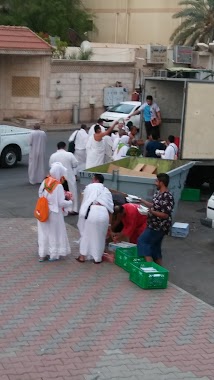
[77,175,114,263]
[37,162,73,262]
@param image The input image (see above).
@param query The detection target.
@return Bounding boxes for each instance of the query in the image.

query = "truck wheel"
[1,146,18,168]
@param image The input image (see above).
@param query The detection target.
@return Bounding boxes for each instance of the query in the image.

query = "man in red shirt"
[111,203,147,244]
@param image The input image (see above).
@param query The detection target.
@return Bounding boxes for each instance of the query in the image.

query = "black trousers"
[145,121,160,139]
[62,179,69,192]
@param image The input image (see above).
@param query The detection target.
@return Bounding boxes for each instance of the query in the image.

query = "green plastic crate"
[181,188,200,201]
[115,246,138,272]
[127,257,146,273]
[129,261,169,289]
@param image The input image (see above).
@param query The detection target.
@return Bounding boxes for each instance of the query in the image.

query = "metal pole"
[78,74,82,123]
[180,80,188,159]
[115,13,119,43]
[125,0,129,44]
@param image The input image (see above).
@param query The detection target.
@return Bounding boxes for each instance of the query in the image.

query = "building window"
[12,76,40,97]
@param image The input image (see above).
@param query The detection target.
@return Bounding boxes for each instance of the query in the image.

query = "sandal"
[75,257,85,263]
[39,256,49,262]
[48,258,58,262]
[93,260,102,264]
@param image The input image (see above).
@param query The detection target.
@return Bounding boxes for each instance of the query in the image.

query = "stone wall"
[48,60,135,124]
[0,57,135,125]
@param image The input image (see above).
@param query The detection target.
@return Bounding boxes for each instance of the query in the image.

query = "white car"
[0,125,31,168]
[200,193,214,228]
[100,101,141,129]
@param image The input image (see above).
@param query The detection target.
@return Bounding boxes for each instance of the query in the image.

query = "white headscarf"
[49,162,67,181]
[120,135,129,145]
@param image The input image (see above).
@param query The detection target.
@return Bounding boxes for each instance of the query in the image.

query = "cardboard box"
[171,222,189,238]
[136,171,156,178]
[134,164,145,172]
[142,165,157,174]
[107,164,121,173]
[107,164,156,178]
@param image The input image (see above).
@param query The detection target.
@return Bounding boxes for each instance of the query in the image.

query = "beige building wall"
[0,55,51,121]
[48,61,135,124]
[0,57,135,124]
[83,0,181,45]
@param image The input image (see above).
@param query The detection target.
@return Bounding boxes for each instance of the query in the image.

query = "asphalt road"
[0,131,214,306]
[0,131,80,225]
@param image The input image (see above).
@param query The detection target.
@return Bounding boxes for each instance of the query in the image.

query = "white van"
[0,125,31,168]
[200,194,214,228]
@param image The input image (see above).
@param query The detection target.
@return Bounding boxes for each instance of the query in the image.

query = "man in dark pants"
[145,131,166,158]
[128,95,161,138]
[137,173,174,266]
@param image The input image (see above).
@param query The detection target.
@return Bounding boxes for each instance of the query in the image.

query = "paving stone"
[0,218,213,380]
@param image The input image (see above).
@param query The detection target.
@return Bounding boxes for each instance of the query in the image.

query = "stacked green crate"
[115,246,145,272]
[181,188,200,201]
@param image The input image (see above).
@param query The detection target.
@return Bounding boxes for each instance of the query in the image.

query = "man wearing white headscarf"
[77,174,114,264]
[68,124,89,174]
[28,124,47,184]
[103,135,113,163]
[113,135,130,161]
[49,141,79,215]
[37,162,73,262]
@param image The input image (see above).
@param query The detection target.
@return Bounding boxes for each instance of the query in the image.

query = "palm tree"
[170,0,214,46]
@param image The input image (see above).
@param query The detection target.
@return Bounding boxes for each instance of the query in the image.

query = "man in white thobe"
[103,135,113,163]
[49,142,79,214]
[88,118,106,136]
[28,124,47,185]
[160,135,178,160]
[68,124,89,174]
[77,174,114,263]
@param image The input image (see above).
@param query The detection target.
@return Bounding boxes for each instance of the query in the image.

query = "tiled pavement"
[0,218,214,380]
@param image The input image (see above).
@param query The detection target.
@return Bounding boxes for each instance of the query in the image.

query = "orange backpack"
[34,196,49,222]
[34,177,60,222]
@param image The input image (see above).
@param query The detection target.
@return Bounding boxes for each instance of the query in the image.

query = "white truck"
[143,78,214,191]
[0,125,31,168]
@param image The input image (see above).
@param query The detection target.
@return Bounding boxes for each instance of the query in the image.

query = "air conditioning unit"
[173,46,193,64]
[147,45,167,64]
[153,70,168,78]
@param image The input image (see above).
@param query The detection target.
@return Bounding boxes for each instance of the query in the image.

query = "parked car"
[100,101,141,130]
[200,193,214,228]
[0,125,31,168]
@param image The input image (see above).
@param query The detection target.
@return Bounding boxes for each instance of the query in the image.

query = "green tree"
[170,0,214,46]
[0,0,93,43]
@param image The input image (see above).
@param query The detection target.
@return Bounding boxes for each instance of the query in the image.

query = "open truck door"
[181,81,214,190]
[181,81,214,160]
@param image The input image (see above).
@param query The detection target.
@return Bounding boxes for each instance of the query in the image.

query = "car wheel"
[1,146,18,168]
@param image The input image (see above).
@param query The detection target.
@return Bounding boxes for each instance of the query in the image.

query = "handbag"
[68,131,78,153]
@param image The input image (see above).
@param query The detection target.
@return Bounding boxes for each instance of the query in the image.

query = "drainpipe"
[115,12,119,43]
[78,74,82,122]
[125,0,129,44]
